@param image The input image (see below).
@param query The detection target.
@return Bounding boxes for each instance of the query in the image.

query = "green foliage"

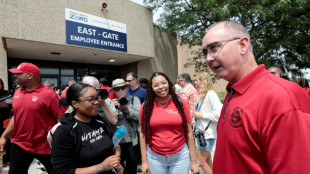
[144,0,310,75]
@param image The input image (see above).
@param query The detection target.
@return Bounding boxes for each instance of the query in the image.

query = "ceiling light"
[108,58,116,62]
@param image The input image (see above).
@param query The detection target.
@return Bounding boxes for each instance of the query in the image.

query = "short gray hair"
[43,80,54,89]
[178,73,192,83]
[126,72,138,79]
[82,76,100,89]
[208,21,252,50]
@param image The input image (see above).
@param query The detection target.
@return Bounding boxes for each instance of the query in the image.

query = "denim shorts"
[147,143,190,174]
[198,138,215,151]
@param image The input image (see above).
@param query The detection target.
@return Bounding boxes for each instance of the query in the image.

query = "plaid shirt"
[179,83,198,119]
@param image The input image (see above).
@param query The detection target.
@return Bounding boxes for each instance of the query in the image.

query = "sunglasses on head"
[114,86,126,92]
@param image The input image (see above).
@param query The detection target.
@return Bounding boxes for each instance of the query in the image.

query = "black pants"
[120,142,138,174]
[9,143,52,174]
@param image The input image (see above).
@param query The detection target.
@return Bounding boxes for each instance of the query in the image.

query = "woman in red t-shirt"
[296,78,310,96]
[139,72,199,174]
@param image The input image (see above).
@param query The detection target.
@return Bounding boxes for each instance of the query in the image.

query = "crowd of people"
[0,20,309,174]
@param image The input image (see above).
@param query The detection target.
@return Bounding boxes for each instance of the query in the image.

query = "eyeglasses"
[125,79,134,82]
[200,37,240,61]
[79,97,101,104]
[114,86,126,92]
[178,80,184,83]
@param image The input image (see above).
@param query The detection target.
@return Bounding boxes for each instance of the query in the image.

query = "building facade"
[0,0,178,89]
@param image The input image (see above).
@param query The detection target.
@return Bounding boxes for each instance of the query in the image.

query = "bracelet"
[93,164,100,174]
[190,160,199,165]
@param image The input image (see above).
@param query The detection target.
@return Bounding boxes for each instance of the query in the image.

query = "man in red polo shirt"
[0,62,61,174]
[202,21,310,174]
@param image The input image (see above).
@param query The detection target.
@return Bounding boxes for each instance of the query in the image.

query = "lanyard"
[223,88,234,119]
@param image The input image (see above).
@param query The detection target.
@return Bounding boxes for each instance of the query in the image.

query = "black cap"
[99,78,107,84]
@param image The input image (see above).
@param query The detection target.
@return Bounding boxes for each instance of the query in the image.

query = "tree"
[144,0,310,75]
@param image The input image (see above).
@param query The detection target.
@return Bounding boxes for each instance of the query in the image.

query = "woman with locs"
[193,72,222,174]
[139,72,199,174]
[51,83,123,174]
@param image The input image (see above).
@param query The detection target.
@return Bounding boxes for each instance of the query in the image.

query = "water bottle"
[112,127,126,149]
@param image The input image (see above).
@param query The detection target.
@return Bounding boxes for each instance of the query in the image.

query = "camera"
[117,97,128,106]
[195,130,206,146]
[54,87,59,91]
[97,89,109,100]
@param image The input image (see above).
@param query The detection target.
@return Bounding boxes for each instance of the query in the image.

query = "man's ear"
[239,37,250,55]
[27,73,33,80]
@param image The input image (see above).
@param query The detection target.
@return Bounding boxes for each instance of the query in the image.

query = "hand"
[55,89,60,96]
[118,105,129,112]
[112,99,120,108]
[115,164,124,174]
[102,155,121,171]
[190,162,200,174]
[194,112,202,119]
[141,161,150,174]
[0,137,7,156]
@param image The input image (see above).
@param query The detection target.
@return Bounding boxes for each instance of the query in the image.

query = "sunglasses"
[125,79,134,82]
[114,86,126,92]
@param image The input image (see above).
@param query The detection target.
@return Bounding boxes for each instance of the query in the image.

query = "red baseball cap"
[9,62,41,76]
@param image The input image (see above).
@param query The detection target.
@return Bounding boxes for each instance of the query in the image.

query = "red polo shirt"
[12,83,61,154]
[214,65,310,174]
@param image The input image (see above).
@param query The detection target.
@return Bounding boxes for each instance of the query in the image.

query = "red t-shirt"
[12,83,61,154]
[100,85,116,99]
[214,65,310,174]
[305,87,310,96]
[60,90,67,98]
[140,97,192,156]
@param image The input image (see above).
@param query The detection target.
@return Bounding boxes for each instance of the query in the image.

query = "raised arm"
[100,98,118,125]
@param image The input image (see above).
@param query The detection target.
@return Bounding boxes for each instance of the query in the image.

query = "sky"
[130,0,161,23]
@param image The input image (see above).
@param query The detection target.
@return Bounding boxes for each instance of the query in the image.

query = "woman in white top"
[193,72,223,174]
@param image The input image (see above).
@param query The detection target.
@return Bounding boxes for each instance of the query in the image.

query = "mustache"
[209,61,220,68]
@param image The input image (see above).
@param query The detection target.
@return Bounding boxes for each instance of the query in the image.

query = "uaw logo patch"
[32,96,39,102]
[229,107,243,128]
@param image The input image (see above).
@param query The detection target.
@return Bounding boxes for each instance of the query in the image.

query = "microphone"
[111,127,126,174]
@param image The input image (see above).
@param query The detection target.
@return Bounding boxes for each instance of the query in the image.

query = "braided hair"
[141,72,189,144]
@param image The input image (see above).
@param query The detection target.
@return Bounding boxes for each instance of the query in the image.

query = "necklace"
[156,96,170,108]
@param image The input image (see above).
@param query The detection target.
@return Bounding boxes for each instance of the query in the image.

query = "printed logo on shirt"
[32,96,39,102]
[166,109,179,115]
[81,127,105,143]
[229,107,243,128]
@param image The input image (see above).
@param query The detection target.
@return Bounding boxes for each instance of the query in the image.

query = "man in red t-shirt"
[0,62,61,174]
[202,21,310,174]
[99,77,116,99]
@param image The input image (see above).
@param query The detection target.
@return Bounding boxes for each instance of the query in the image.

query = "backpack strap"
[70,122,81,163]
